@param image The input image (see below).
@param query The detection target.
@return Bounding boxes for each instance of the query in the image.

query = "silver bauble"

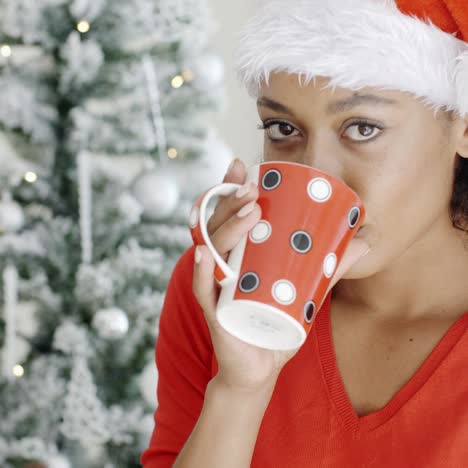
[185,53,225,90]
[0,197,24,232]
[132,169,180,221]
[179,133,234,198]
[92,307,129,340]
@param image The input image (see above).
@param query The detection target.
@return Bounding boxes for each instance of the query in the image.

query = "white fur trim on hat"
[235,0,468,117]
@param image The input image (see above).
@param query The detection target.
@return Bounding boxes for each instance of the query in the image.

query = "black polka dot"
[348,206,361,228]
[262,169,282,190]
[304,301,316,324]
[291,231,313,254]
[239,272,260,293]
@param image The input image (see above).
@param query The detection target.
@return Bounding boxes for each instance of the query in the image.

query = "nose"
[297,138,346,184]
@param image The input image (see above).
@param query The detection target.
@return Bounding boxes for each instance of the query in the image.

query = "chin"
[340,253,374,280]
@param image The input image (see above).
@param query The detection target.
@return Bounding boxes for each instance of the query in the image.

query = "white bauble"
[179,134,234,198]
[44,454,71,468]
[198,136,234,186]
[132,169,180,221]
[0,196,24,232]
[185,53,225,90]
[92,307,129,340]
[139,361,159,409]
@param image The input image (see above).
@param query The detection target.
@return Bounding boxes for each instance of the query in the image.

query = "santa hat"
[235,0,468,117]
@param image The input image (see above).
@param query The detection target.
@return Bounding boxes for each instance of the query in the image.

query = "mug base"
[216,300,307,351]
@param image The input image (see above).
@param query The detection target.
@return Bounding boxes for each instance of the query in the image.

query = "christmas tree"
[0,1,233,466]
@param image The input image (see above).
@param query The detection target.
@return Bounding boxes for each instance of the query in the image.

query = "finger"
[223,158,247,185]
[218,158,248,203]
[192,245,219,327]
[207,182,259,235]
[211,202,262,256]
[325,238,370,297]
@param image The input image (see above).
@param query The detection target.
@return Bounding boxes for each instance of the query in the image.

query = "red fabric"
[396,0,468,41]
[140,244,468,467]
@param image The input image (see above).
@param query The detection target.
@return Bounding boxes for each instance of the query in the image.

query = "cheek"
[361,147,451,247]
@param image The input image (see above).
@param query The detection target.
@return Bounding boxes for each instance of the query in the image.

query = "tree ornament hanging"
[131,168,180,221]
[92,307,129,340]
[184,53,225,90]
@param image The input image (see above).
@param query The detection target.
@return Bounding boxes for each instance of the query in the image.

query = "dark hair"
[446,111,468,238]
[451,155,468,235]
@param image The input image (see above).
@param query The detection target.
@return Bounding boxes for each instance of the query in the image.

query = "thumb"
[325,239,370,296]
[192,245,219,327]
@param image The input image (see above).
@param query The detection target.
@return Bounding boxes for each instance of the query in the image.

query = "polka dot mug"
[189,161,366,351]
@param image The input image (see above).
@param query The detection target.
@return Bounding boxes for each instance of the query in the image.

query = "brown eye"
[343,122,382,142]
[261,121,300,142]
[277,123,295,136]
[359,125,373,136]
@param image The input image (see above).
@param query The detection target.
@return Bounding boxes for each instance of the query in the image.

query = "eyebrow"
[257,93,398,116]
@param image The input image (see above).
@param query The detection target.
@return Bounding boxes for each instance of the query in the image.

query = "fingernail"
[195,246,203,264]
[237,200,256,218]
[235,182,251,199]
[227,158,238,173]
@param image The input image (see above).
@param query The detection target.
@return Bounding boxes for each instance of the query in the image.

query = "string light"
[182,69,194,82]
[171,75,184,89]
[24,171,37,183]
[1,45,12,58]
[167,147,178,159]
[77,20,91,33]
[13,365,24,378]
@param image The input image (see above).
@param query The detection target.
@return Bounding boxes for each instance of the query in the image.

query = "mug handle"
[197,183,243,286]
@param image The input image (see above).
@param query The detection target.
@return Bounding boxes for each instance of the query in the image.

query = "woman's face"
[257,72,464,279]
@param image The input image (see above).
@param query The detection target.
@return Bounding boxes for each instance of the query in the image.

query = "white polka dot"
[308,178,332,203]
[272,280,296,305]
[250,221,272,243]
[189,206,199,228]
[323,253,337,278]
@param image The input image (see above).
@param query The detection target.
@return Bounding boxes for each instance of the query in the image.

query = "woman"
[141,1,468,466]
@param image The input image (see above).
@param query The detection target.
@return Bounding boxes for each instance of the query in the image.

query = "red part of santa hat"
[236,0,468,117]
[397,0,467,40]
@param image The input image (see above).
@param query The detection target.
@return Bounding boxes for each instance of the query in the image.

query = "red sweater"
[140,245,468,467]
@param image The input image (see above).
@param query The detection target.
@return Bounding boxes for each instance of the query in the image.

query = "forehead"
[258,72,408,106]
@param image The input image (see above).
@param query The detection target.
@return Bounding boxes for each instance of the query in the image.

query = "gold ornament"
[171,75,184,88]
[13,364,24,378]
[167,147,178,159]
[77,20,91,33]
[0,45,12,58]
[24,171,38,183]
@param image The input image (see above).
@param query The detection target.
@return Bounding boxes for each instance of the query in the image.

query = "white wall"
[207,0,262,168]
